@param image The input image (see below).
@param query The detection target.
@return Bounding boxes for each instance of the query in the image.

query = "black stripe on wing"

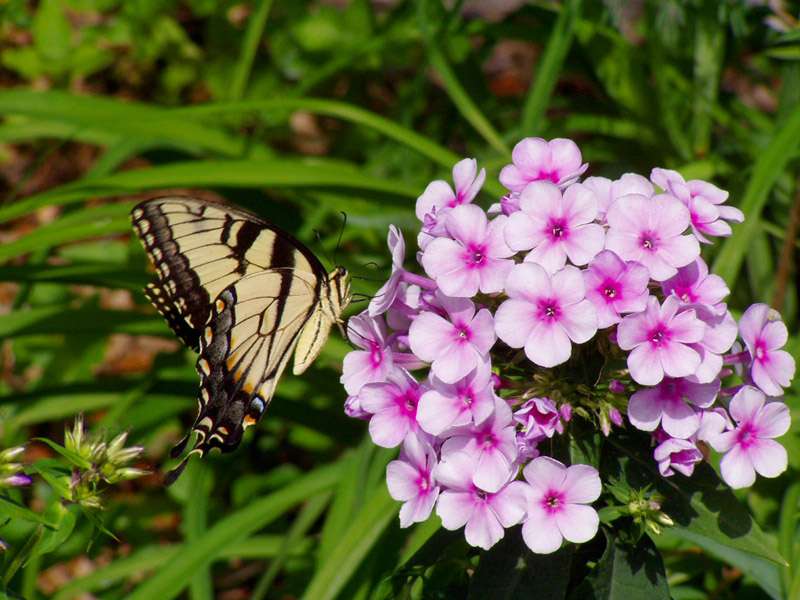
[132,200,215,351]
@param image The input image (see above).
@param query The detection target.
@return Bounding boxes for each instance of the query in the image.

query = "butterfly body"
[131,197,350,484]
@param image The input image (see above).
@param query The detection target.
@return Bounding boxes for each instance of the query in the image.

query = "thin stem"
[3,523,44,585]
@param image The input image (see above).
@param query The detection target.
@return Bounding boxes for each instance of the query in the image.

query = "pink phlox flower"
[386,433,441,527]
[617,296,705,385]
[440,398,519,493]
[434,450,528,550]
[709,386,790,488]
[495,263,598,368]
[416,158,485,222]
[344,394,371,420]
[417,359,497,435]
[421,204,514,297]
[417,159,486,250]
[605,193,701,281]
[582,173,654,222]
[342,313,396,395]
[520,457,601,554]
[513,397,564,443]
[628,376,719,438]
[359,369,424,448]
[661,259,729,315]
[500,137,588,192]
[408,292,497,384]
[650,168,743,242]
[504,181,605,274]
[694,407,729,443]
[487,192,522,217]
[516,433,540,461]
[583,250,650,329]
[653,432,702,477]
[682,305,738,384]
[370,226,407,316]
[385,282,421,331]
[738,303,796,396]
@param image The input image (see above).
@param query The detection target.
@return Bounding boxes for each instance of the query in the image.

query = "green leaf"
[30,462,73,499]
[610,435,785,566]
[469,527,573,600]
[32,0,71,63]
[0,496,52,526]
[660,526,783,600]
[30,502,76,558]
[569,528,670,599]
[32,438,91,470]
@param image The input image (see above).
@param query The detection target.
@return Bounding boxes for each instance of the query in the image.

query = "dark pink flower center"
[736,423,756,449]
[483,432,497,449]
[370,344,383,366]
[540,169,559,183]
[458,326,470,340]
[604,284,617,299]
[403,392,419,412]
[651,328,665,344]
[543,490,564,513]
[640,232,657,250]
[461,391,474,407]
[549,219,566,239]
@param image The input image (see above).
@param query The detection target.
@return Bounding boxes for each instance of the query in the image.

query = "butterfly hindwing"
[191,269,321,455]
[131,197,351,486]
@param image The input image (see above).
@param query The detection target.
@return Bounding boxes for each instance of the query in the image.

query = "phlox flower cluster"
[340,138,795,554]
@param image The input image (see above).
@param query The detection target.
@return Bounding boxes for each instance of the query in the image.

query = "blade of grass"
[0,264,146,291]
[712,101,800,283]
[52,536,316,600]
[416,0,509,156]
[0,90,266,158]
[229,0,273,101]
[123,460,344,600]
[251,492,331,600]
[0,204,132,262]
[691,4,725,157]
[300,485,398,600]
[0,159,420,224]
[183,462,214,600]
[175,98,465,176]
[521,0,582,136]
[0,306,168,340]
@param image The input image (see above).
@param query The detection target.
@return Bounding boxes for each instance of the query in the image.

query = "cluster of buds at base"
[340,137,795,554]
[63,415,149,509]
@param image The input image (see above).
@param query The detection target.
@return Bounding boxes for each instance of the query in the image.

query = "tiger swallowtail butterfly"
[131,197,351,485]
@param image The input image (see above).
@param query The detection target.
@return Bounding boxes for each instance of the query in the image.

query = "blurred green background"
[1,0,799,598]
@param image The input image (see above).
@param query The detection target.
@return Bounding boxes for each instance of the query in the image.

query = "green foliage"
[0,0,799,598]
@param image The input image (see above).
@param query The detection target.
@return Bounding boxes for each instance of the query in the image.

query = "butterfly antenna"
[312,229,335,269]
[333,212,347,266]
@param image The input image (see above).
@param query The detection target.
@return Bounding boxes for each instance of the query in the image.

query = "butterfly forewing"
[131,197,319,350]
[130,197,350,486]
